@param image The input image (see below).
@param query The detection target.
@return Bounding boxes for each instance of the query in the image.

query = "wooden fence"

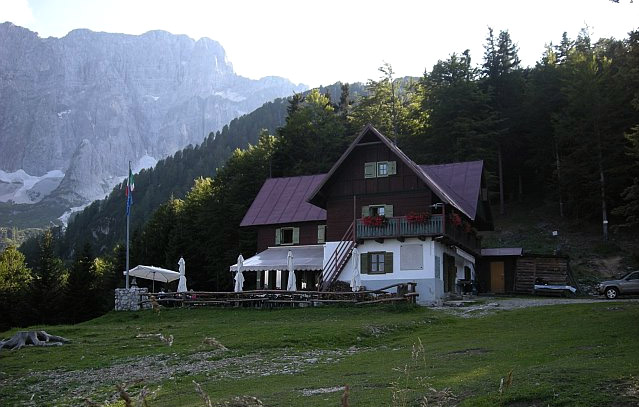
[139,282,418,308]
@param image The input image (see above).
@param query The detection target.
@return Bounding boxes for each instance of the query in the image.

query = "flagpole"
[125,161,131,290]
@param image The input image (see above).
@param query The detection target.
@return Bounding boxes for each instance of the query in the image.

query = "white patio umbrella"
[234,254,245,292]
[286,249,297,291]
[177,257,188,293]
[350,247,362,292]
[124,265,180,292]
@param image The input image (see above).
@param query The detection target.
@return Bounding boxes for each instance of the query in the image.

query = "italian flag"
[126,163,134,214]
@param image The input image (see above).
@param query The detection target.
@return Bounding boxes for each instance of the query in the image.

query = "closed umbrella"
[286,249,296,291]
[350,247,361,292]
[177,257,188,293]
[124,265,180,292]
[234,254,245,292]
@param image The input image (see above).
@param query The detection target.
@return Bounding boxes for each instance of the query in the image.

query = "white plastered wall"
[325,238,476,304]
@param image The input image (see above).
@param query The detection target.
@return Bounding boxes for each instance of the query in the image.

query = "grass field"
[1,301,638,406]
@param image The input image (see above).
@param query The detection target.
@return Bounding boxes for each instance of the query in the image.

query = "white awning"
[229,245,324,272]
[455,247,475,263]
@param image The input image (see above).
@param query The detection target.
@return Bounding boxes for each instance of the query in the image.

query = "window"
[371,253,385,273]
[281,228,294,244]
[377,161,388,177]
[370,205,385,217]
[361,251,393,274]
[275,227,299,245]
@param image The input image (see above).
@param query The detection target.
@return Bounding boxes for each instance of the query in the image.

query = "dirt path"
[435,296,639,318]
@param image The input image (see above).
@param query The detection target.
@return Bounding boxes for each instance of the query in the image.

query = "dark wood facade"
[322,139,436,241]
[256,221,325,252]
[514,255,570,293]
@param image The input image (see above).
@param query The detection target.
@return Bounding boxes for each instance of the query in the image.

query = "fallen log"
[0,330,70,351]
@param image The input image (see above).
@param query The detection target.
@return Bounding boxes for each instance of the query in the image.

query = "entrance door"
[490,262,505,293]
[443,254,456,292]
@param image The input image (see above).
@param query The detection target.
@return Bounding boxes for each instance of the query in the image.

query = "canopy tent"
[229,245,324,272]
[123,265,180,292]
[177,257,188,293]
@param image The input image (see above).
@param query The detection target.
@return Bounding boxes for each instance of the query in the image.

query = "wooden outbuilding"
[478,248,572,294]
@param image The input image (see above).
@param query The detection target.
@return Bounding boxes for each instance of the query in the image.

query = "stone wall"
[114,287,151,311]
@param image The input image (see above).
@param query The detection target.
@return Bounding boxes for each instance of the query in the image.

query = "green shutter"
[317,225,326,243]
[292,227,300,244]
[361,205,370,217]
[388,161,397,175]
[364,162,376,178]
[275,228,281,245]
[384,252,394,274]
[360,252,369,274]
[384,204,394,217]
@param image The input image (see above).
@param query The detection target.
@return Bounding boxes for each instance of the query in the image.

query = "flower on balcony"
[406,211,431,223]
[362,215,387,227]
[451,212,462,227]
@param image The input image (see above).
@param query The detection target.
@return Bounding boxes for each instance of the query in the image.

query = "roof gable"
[306,124,480,219]
[240,174,327,227]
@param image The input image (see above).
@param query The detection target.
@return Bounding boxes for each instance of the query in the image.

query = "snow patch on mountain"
[133,155,158,173]
[0,169,65,204]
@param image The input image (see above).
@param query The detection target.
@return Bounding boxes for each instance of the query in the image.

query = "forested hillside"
[3,28,639,329]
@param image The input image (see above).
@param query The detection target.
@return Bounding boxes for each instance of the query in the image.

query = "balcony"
[355,214,480,253]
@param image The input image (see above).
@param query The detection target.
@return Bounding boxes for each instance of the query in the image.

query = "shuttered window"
[360,251,394,274]
[276,227,299,245]
[362,204,393,217]
[365,161,397,178]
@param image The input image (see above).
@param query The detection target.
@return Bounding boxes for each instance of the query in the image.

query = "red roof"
[240,174,327,227]
[240,125,487,227]
[419,161,484,220]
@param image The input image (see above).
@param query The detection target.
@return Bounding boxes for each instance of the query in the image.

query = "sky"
[1,0,638,87]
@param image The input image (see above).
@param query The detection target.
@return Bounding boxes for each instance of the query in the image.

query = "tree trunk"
[597,136,609,241]
[498,145,505,215]
[554,138,564,218]
[0,331,70,351]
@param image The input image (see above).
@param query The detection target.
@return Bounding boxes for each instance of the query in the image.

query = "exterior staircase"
[319,221,355,291]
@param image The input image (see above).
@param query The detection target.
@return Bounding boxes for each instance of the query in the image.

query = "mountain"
[0,22,306,226]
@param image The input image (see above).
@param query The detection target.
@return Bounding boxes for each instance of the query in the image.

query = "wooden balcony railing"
[355,214,480,252]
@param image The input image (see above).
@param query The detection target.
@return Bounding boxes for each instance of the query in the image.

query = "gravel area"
[1,346,365,406]
[435,296,639,318]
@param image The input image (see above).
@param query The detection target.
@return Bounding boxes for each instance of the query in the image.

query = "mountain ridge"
[0,22,306,218]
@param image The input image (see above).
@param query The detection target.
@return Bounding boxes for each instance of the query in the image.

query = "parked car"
[597,270,639,299]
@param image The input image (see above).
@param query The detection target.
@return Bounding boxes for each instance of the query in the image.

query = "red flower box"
[451,213,462,227]
[406,211,431,223]
[362,215,386,227]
